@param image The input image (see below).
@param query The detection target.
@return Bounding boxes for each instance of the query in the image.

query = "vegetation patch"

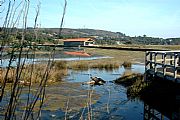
[68,61,89,70]
[53,61,67,70]
[0,63,68,85]
[67,60,120,71]
[90,61,120,70]
[114,72,144,86]
[114,72,148,98]
[122,61,132,68]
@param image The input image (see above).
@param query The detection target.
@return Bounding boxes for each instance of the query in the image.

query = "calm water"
[0,56,112,68]
[63,64,145,120]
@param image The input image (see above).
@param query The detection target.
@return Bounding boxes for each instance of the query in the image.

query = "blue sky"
[1,0,180,38]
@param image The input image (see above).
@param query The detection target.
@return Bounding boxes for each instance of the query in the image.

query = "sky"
[1,0,180,38]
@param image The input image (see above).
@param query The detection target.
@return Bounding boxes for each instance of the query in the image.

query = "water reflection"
[143,86,180,120]
[144,99,180,120]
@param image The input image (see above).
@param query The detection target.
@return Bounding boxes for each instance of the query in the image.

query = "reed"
[0,63,68,85]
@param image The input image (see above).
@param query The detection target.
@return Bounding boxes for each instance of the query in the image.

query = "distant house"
[63,38,95,47]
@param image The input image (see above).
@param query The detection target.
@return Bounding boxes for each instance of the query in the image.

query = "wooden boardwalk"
[145,50,180,83]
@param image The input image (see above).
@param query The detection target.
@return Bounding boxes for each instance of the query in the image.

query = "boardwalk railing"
[145,51,180,83]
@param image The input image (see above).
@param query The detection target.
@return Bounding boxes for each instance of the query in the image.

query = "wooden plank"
[145,51,180,83]
[156,58,174,62]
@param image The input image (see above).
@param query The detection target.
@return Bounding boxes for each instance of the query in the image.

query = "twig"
[106,87,111,114]
[59,0,67,38]
[64,97,70,120]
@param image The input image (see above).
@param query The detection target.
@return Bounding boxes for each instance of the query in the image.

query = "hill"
[1,27,180,45]
[40,28,125,38]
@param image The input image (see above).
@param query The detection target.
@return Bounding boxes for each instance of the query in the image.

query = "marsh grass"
[114,72,148,98]
[0,63,68,85]
[127,77,148,98]
[90,61,120,70]
[68,61,89,70]
[67,60,120,71]
[114,72,143,86]
[53,61,67,70]
[122,61,132,68]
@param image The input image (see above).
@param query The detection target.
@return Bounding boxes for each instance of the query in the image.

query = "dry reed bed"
[0,62,68,85]
[67,60,120,71]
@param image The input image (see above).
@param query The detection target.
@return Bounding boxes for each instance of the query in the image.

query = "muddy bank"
[0,81,100,119]
[20,82,100,112]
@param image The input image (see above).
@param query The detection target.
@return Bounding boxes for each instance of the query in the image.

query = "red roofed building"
[63,38,95,47]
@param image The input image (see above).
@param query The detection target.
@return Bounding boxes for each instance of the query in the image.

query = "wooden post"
[145,51,148,72]
[150,52,153,69]
[163,53,167,77]
[170,55,173,65]
[162,53,164,66]
[154,52,157,73]
[174,54,178,82]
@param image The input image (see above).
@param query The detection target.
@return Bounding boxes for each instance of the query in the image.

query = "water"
[64,64,145,119]
[67,64,145,83]
[0,56,112,68]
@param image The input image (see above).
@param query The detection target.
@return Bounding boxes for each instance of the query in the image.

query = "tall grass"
[68,61,89,70]
[0,63,68,85]
[53,61,67,70]
[90,62,120,70]
[67,61,120,71]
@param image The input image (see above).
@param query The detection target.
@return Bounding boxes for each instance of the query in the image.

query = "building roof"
[63,38,94,42]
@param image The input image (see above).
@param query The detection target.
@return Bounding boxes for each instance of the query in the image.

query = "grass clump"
[114,72,143,86]
[127,78,148,98]
[53,61,67,70]
[90,62,120,70]
[69,61,89,70]
[49,69,68,82]
[114,72,149,98]
[68,61,120,71]
[122,61,132,68]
